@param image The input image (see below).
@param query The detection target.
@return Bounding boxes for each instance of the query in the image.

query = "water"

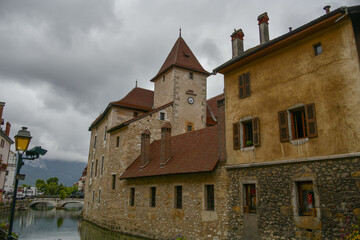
[0,204,148,240]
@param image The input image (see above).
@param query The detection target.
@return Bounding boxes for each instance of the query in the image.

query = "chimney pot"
[258,12,270,44]
[231,29,245,58]
[323,5,331,14]
[160,122,172,165]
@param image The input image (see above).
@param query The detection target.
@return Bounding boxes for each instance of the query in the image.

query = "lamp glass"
[15,137,31,151]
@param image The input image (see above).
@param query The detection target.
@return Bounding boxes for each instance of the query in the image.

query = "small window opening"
[187,124,192,132]
[116,136,120,148]
[243,120,253,147]
[313,43,322,56]
[163,76,165,82]
[130,187,135,206]
[297,181,315,216]
[98,189,101,203]
[175,186,182,209]
[244,184,256,213]
[112,174,116,190]
[291,108,307,139]
[205,185,215,211]
[160,112,165,120]
[134,112,138,117]
[189,72,193,79]
[150,187,156,207]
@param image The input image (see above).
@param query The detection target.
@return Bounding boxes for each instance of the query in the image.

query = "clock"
[187,97,194,104]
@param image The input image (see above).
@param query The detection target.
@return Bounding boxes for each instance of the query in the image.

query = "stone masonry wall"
[227,157,360,240]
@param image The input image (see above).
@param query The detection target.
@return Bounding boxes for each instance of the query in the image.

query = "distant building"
[214,5,360,240]
[0,102,13,201]
[4,151,16,194]
[78,165,87,192]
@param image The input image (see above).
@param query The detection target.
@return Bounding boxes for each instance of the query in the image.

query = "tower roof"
[150,37,210,82]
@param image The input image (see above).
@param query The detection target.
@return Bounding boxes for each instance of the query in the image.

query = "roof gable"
[151,37,210,82]
[120,125,219,179]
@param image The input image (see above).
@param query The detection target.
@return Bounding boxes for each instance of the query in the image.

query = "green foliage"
[59,190,66,200]
[46,177,59,185]
[35,177,78,197]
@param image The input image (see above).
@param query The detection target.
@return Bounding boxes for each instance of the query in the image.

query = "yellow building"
[214,6,360,240]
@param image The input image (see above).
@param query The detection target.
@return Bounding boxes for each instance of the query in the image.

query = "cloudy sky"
[0,0,357,163]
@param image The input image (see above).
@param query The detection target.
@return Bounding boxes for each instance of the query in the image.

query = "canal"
[0,203,148,240]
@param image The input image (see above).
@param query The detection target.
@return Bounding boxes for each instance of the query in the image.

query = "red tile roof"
[150,37,210,82]
[206,93,225,126]
[89,87,154,130]
[120,125,219,179]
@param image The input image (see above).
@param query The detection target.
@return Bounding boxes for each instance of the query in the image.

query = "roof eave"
[0,130,14,144]
[150,65,210,82]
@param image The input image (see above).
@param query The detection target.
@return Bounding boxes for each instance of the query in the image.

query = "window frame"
[95,159,98,177]
[116,136,120,148]
[233,116,260,150]
[189,72,193,79]
[239,72,251,99]
[313,42,322,56]
[111,174,116,190]
[150,186,156,208]
[296,181,316,217]
[130,187,135,206]
[243,184,257,214]
[160,112,165,120]
[100,156,104,175]
[0,139,4,148]
[205,184,215,211]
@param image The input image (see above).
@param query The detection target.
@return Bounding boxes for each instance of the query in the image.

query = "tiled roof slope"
[89,87,154,130]
[120,125,219,179]
[206,93,225,126]
[151,37,210,82]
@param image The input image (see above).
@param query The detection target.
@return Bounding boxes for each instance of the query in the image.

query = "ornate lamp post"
[7,127,32,239]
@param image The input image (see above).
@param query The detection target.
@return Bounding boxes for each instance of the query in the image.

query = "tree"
[35,179,46,193]
[46,177,59,185]
[59,190,66,200]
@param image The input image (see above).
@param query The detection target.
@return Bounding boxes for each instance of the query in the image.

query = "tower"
[150,35,210,136]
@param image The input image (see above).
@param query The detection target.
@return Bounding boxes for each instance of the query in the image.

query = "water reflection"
[0,203,149,240]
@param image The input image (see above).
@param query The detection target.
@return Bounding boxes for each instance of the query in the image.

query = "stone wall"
[227,157,360,240]
[85,166,230,240]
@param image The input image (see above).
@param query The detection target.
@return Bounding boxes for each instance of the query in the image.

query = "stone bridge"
[29,198,84,208]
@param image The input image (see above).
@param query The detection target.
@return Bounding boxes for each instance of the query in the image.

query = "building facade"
[214,6,360,240]
[4,151,16,194]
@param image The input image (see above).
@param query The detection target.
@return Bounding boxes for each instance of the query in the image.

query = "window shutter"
[233,122,240,149]
[239,75,244,98]
[305,103,318,138]
[252,117,260,146]
[244,72,251,97]
[278,110,289,142]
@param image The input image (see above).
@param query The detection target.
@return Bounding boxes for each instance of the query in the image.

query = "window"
[0,140,4,148]
[150,187,156,207]
[160,112,165,120]
[92,190,95,202]
[93,136,97,149]
[95,160,98,177]
[98,189,101,203]
[189,72,193,79]
[163,76,165,82]
[187,124,192,132]
[104,126,107,141]
[130,187,135,206]
[313,42,322,56]
[297,181,316,216]
[278,103,317,142]
[101,156,104,175]
[0,154,2,161]
[116,136,120,148]
[112,174,116,190]
[174,186,182,209]
[244,184,256,213]
[133,112,138,117]
[239,72,251,98]
[205,185,215,211]
[233,117,260,149]
[90,162,94,178]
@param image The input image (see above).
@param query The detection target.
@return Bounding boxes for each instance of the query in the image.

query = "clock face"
[187,97,194,104]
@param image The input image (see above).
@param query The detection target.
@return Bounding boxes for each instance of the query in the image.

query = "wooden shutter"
[239,75,244,98]
[244,72,251,97]
[252,117,260,146]
[233,122,240,149]
[278,110,289,142]
[305,103,318,138]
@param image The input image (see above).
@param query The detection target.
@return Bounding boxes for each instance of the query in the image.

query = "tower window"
[187,124,192,132]
[313,43,322,56]
[189,72,193,79]
[160,112,165,120]
[130,187,135,206]
[174,186,182,209]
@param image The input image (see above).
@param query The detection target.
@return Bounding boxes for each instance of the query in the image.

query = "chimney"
[0,102,5,127]
[231,29,245,58]
[140,129,151,167]
[217,96,226,163]
[258,12,270,44]
[323,6,331,14]
[160,122,172,165]
[5,122,11,137]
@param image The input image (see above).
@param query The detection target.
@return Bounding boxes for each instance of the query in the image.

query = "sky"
[0,0,357,163]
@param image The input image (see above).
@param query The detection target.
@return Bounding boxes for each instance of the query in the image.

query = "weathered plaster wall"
[224,19,360,165]
[85,166,229,240]
[227,157,360,240]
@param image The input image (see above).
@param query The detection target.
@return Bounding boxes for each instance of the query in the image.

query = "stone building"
[0,102,13,201]
[214,6,360,240]
[83,35,228,239]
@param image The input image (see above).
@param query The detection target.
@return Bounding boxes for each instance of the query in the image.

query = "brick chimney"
[5,122,11,137]
[231,29,245,58]
[217,96,226,162]
[160,122,172,165]
[323,6,331,14]
[140,129,151,168]
[258,12,269,44]
[0,102,4,127]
